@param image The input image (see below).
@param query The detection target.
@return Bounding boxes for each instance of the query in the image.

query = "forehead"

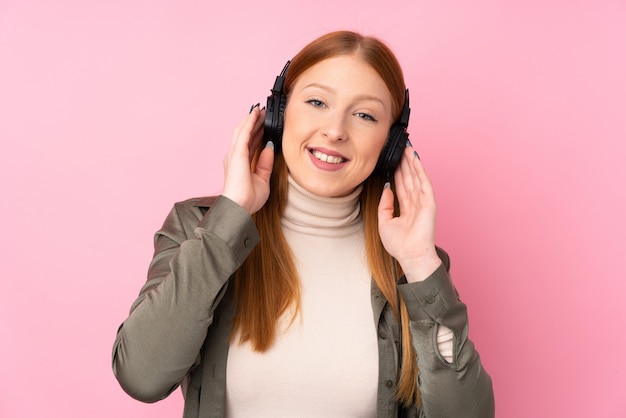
[292,55,391,100]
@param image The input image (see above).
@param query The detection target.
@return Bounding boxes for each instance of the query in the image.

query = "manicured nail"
[249,103,260,113]
[383,181,391,190]
[406,139,412,147]
[414,151,420,160]
[266,140,275,150]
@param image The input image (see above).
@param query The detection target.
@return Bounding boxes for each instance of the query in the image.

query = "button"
[243,238,251,248]
[379,330,388,339]
[425,294,436,304]
[385,380,394,388]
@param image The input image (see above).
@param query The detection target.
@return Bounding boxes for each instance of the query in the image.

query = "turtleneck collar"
[281,175,363,237]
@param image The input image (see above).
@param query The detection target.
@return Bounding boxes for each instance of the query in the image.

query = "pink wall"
[1,0,624,416]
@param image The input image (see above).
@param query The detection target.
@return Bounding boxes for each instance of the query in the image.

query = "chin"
[289,168,361,197]
[313,183,357,198]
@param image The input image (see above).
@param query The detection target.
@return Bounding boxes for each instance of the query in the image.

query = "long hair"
[231,30,421,407]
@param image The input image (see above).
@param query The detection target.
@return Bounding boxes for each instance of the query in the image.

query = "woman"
[112,30,494,417]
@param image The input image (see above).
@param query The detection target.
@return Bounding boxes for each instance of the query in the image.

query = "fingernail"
[406,139,412,147]
[266,140,275,150]
[414,151,420,160]
[383,182,391,190]
[249,103,260,113]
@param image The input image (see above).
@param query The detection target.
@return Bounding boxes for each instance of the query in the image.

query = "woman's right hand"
[222,105,275,214]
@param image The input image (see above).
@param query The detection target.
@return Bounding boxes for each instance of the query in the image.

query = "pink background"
[1,0,625,417]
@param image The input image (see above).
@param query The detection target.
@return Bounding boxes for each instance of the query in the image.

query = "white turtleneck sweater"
[225,177,453,417]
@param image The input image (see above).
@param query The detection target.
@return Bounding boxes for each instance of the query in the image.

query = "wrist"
[400,253,442,283]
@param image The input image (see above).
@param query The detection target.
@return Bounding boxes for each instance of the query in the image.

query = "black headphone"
[264,61,411,179]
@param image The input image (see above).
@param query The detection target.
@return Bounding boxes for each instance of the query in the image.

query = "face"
[281,55,394,197]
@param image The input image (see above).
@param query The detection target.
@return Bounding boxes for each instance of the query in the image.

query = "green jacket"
[112,196,494,417]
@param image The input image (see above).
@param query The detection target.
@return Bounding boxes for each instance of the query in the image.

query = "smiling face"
[281,54,394,198]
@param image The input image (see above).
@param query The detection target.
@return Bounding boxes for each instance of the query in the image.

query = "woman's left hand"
[378,145,442,283]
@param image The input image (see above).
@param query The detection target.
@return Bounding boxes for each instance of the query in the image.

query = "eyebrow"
[301,83,388,110]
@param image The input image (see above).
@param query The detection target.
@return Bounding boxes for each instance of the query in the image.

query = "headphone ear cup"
[264,61,291,152]
[264,92,286,151]
[375,123,409,177]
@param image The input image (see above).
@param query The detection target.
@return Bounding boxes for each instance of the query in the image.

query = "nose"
[322,112,348,142]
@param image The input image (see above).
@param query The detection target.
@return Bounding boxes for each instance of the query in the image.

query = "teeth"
[312,150,345,164]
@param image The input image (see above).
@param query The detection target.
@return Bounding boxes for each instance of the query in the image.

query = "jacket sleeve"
[398,254,495,418]
[112,196,259,403]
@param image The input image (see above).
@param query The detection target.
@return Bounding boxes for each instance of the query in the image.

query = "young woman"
[113,30,494,417]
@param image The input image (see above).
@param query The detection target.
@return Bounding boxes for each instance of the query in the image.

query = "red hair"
[232,30,420,407]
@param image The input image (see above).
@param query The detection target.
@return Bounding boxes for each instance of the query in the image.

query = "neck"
[281,175,363,237]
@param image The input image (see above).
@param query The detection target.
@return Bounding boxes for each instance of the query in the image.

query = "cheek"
[281,123,298,151]
[279,121,302,171]
[280,138,296,170]
[366,132,390,163]
[281,106,300,148]
[280,110,295,151]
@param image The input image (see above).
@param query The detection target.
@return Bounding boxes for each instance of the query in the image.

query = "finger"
[248,108,266,157]
[394,148,416,213]
[403,146,421,190]
[232,108,256,142]
[224,109,261,180]
[255,140,275,183]
[231,106,262,154]
[412,153,434,197]
[411,154,438,217]
[377,182,395,224]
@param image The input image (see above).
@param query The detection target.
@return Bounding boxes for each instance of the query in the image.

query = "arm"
[398,261,495,418]
[112,196,259,402]
[113,106,273,403]
[379,146,494,416]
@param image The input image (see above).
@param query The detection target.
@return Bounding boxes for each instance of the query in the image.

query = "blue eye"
[306,99,325,107]
[355,112,377,122]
